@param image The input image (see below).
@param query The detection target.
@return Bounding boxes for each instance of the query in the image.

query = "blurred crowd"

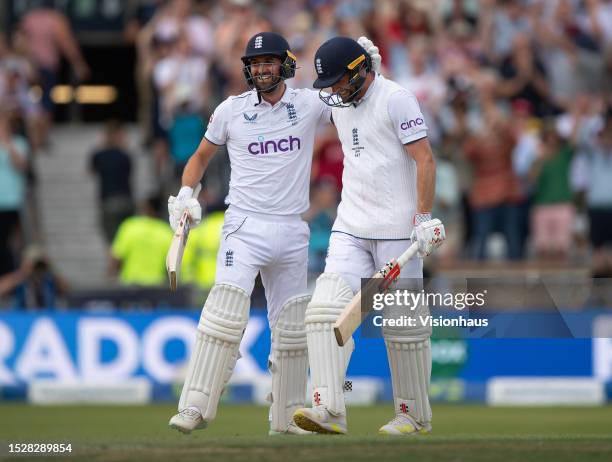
[1,0,612,307]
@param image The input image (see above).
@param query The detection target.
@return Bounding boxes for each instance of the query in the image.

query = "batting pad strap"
[269,295,310,432]
[385,338,432,424]
[305,272,354,416]
[178,284,250,422]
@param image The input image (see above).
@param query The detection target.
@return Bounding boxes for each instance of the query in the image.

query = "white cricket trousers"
[324,231,423,293]
[215,205,309,325]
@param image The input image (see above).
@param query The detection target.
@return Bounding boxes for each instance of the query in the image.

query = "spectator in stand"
[0,245,67,309]
[528,119,577,261]
[18,2,90,148]
[213,0,271,95]
[496,33,555,117]
[534,0,607,109]
[481,0,532,63]
[124,0,166,144]
[0,32,42,152]
[0,109,29,276]
[167,93,205,190]
[433,142,461,261]
[463,83,523,260]
[181,209,225,290]
[582,108,612,276]
[511,99,541,257]
[303,179,338,274]
[312,125,344,191]
[89,121,134,244]
[152,30,210,183]
[396,38,447,121]
[110,196,173,286]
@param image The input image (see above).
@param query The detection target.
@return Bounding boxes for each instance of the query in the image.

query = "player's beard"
[253,72,282,93]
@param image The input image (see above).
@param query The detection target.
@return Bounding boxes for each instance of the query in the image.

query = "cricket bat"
[166,184,201,291]
[333,241,419,346]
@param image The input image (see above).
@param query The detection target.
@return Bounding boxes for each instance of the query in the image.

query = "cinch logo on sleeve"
[247,135,301,155]
[400,118,424,130]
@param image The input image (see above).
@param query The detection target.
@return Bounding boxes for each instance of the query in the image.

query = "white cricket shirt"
[205,87,331,215]
[331,74,429,239]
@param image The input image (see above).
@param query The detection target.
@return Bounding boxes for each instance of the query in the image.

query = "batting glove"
[168,186,202,232]
[410,214,445,258]
[357,36,382,73]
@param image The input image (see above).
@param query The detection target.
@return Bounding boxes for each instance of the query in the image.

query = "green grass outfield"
[1,404,611,462]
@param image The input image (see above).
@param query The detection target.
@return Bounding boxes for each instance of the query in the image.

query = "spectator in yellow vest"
[181,210,225,290]
[110,196,172,286]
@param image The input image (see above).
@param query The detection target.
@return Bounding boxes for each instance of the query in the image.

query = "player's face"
[330,73,354,103]
[249,56,282,92]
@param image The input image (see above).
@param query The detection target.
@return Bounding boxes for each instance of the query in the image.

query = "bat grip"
[396,242,419,268]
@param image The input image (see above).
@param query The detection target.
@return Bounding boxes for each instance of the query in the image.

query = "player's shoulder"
[379,75,417,100]
[217,90,256,113]
[286,86,321,104]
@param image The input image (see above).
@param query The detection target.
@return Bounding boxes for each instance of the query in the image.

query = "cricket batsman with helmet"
[167,32,381,436]
[293,37,445,436]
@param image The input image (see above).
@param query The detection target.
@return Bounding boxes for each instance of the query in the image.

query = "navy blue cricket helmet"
[241,32,297,92]
[313,36,372,107]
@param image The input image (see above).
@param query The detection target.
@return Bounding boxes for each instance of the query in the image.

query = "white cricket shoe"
[292,406,347,435]
[378,413,431,436]
[268,421,314,436]
[169,407,207,434]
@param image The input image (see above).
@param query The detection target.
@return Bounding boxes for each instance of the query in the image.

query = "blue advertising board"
[0,311,610,401]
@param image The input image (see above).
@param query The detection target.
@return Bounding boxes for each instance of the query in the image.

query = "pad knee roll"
[305,273,354,415]
[268,294,309,432]
[179,284,250,421]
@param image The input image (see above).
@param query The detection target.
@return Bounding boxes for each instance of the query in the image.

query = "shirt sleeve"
[316,91,332,124]
[204,97,232,145]
[387,90,428,144]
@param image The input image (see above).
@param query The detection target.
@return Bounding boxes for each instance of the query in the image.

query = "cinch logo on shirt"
[247,136,301,155]
[400,118,424,130]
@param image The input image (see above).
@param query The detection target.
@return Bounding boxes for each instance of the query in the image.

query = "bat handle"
[396,241,419,268]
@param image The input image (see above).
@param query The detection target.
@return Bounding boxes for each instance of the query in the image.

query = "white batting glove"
[168,186,202,232]
[357,36,382,73]
[410,214,445,258]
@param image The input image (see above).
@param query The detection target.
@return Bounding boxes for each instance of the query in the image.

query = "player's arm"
[181,137,219,189]
[404,137,436,215]
[388,90,443,256]
[169,99,230,231]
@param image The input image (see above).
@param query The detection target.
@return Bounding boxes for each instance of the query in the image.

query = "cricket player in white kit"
[293,37,445,436]
[167,32,381,435]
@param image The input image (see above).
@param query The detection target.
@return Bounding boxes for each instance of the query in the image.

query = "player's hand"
[410,215,445,258]
[357,36,382,73]
[168,187,202,232]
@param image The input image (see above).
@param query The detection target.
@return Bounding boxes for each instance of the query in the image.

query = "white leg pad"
[383,296,432,424]
[178,284,250,422]
[305,273,354,416]
[268,294,310,433]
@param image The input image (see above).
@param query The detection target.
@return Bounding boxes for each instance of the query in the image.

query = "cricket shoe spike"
[378,413,431,436]
[268,422,315,436]
[169,407,208,434]
[292,406,347,435]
